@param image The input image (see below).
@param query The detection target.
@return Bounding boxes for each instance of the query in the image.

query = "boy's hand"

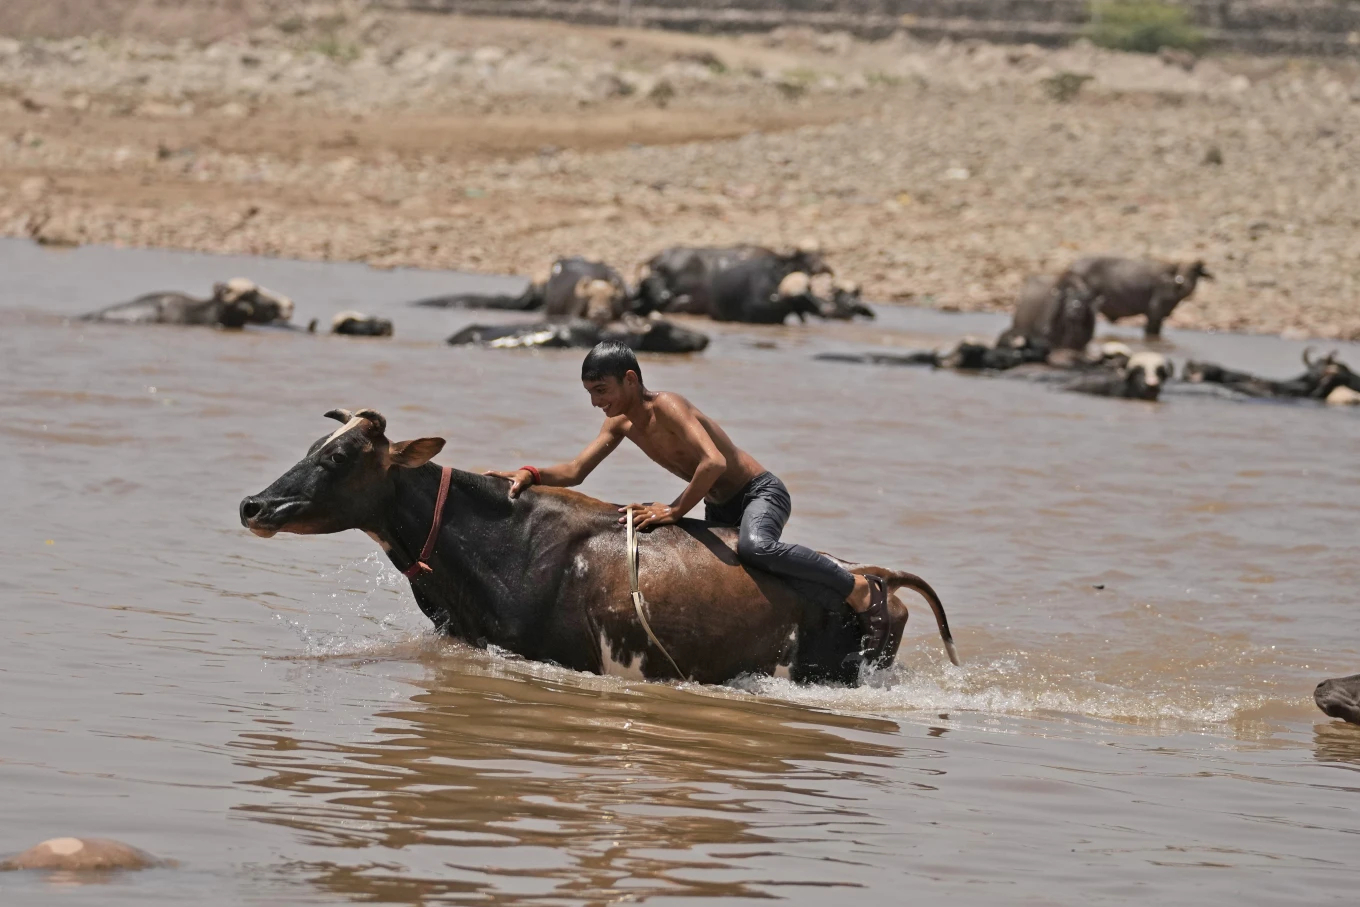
[484,468,534,498]
[619,503,677,530]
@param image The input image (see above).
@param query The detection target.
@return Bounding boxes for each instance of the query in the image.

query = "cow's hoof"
[1,837,163,872]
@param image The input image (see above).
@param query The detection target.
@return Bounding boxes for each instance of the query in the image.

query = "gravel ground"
[1,5,1357,338]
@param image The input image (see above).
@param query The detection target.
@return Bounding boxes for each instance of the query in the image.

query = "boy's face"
[583,372,638,418]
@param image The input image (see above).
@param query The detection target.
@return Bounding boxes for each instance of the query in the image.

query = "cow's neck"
[370,464,527,641]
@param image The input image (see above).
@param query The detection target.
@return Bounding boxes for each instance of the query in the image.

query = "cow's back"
[532,489,819,682]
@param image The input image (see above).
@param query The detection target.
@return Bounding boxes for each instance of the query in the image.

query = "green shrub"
[1087,1,1204,54]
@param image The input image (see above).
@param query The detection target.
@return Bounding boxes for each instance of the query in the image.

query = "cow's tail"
[885,571,960,666]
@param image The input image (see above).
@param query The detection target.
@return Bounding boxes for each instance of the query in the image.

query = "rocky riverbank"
[1,4,1357,338]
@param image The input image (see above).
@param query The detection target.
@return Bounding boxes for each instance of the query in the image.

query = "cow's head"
[239,409,444,537]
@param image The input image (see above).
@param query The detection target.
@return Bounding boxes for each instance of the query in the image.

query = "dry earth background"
[1,0,1357,338]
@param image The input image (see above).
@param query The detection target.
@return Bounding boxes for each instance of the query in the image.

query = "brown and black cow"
[240,410,958,685]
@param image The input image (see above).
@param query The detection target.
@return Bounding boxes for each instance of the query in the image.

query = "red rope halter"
[402,466,453,579]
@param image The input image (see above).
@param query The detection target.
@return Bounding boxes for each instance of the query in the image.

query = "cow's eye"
[327,451,347,466]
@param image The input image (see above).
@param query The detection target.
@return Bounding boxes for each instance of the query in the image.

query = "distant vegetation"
[1087,1,1205,54]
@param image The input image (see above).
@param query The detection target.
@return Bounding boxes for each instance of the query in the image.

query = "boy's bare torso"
[609,391,765,503]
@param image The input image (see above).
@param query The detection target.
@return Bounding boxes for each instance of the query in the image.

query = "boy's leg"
[734,478,854,598]
[734,475,891,656]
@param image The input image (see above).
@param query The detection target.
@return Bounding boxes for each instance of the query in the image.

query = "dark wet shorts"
[705,472,856,599]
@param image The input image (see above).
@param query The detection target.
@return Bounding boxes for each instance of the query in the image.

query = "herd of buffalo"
[75,245,1359,714]
[79,244,1360,410]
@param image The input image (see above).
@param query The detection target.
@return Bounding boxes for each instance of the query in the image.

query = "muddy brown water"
[2,239,1359,905]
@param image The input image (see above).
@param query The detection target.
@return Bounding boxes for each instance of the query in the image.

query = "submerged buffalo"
[448,315,709,354]
[239,410,958,685]
[1184,349,1360,402]
[1059,350,1172,400]
[708,266,874,325]
[1068,256,1211,338]
[331,311,393,336]
[816,339,1169,399]
[81,278,294,329]
[637,242,836,320]
[411,257,629,318]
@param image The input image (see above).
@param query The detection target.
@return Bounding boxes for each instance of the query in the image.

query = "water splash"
[271,552,430,659]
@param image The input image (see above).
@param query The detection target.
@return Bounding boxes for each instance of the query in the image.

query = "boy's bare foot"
[847,574,872,613]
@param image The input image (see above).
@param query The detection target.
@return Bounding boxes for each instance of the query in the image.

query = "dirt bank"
[1,5,1357,338]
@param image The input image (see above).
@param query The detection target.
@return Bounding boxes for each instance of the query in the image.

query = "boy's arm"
[625,399,726,530]
[485,418,625,498]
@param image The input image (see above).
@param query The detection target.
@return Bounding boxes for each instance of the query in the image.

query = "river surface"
[2,239,1359,905]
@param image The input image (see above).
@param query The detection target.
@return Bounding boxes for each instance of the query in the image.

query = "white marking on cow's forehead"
[324,416,365,445]
[45,838,85,855]
[598,630,647,681]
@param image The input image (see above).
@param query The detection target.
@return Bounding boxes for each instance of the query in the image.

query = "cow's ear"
[389,438,445,468]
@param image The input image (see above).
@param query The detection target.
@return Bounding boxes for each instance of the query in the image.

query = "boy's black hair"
[581,341,642,385]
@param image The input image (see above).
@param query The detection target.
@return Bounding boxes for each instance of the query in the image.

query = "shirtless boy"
[487,341,890,654]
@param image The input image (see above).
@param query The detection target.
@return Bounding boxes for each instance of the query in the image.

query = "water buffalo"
[331,311,393,336]
[636,242,832,319]
[997,273,1101,352]
[410,258,629,319]
[541,258,629,321]
[814,336,1049,371]
[447,314,710,354]
[80,278,294,329]
[1067,257,1212,338]
[1316,674,1360,724]
[1184,349,1360,401]
[707,265,825,324]
[239,409,958,685]
[1061,351,1172,400]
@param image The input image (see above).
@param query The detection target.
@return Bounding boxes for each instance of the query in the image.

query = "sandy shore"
[1,5,1357,339]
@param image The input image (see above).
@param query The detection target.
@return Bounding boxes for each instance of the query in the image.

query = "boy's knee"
[737,530,776,565]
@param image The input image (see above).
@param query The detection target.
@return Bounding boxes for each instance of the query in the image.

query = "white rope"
[626,506,687,681]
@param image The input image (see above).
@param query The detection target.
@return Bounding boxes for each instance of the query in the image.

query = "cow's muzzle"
[239,495,302,537]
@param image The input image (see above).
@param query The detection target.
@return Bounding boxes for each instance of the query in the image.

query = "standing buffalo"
[1066,257,1212,338]
[636,242,833,320]
[239,410,958,685]
[80,278,294,329]
[996,273,1101,353]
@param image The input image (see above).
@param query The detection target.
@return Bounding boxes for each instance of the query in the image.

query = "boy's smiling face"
[583,372,639,418]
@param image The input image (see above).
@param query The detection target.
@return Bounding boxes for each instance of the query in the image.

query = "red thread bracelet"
[519,465,541,485]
